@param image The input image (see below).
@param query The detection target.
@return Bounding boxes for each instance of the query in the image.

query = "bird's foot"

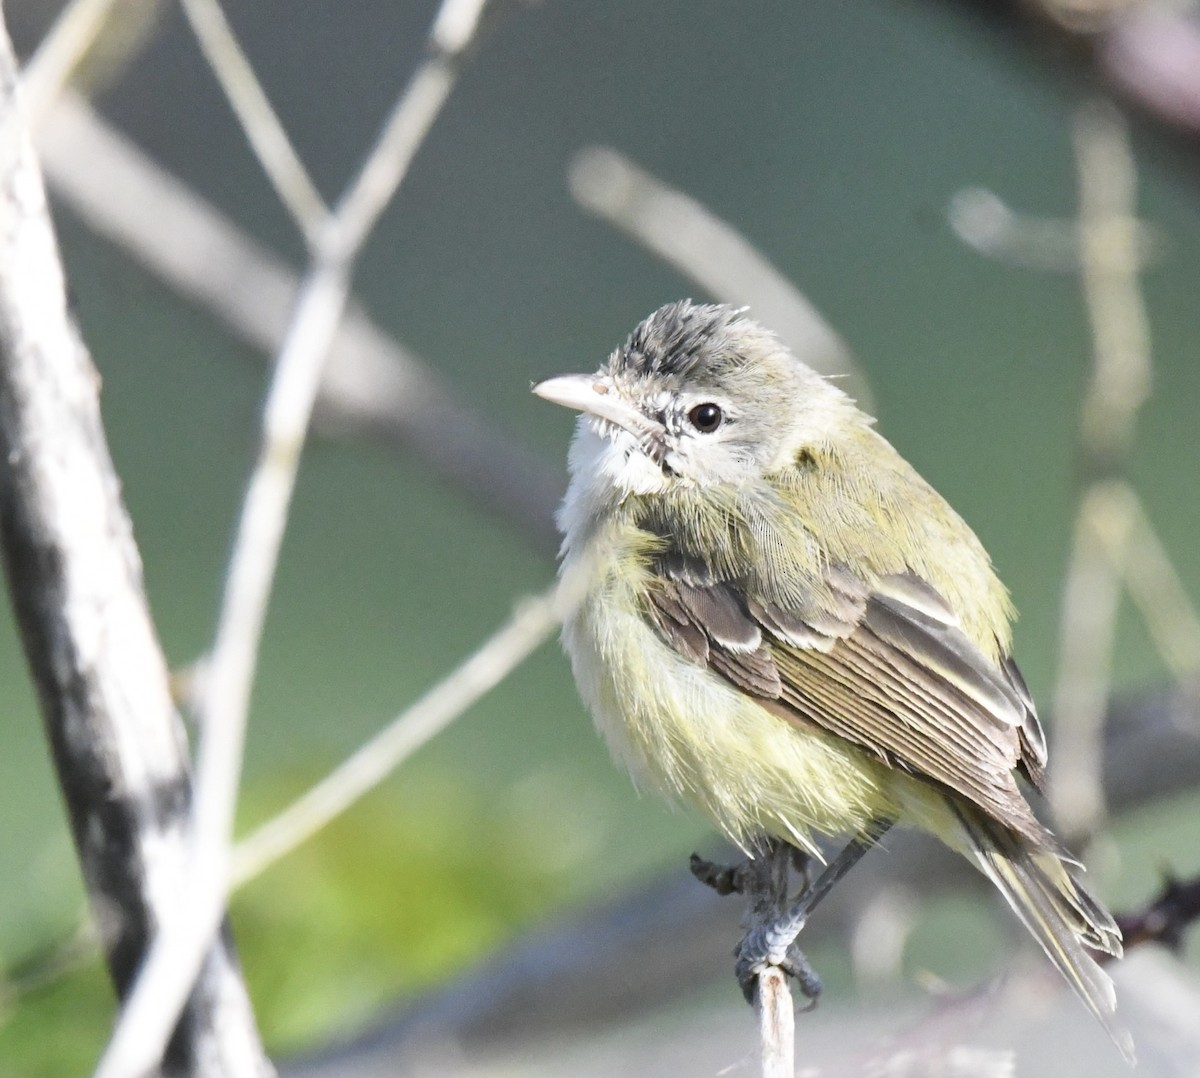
[689,851,754,896]
[735,928,822,1010]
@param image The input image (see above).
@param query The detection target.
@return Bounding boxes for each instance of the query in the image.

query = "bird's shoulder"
[622,431,1050,812]
[772,425,1016,657]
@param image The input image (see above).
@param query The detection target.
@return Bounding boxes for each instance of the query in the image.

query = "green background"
[2,0,1199,1072]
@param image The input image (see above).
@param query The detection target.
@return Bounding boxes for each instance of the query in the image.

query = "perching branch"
[0,13,271,1076]
[284,685,1200,1072]
[755,969,794,1078]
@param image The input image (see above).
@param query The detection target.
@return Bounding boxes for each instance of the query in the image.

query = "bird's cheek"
[607,444,671,494]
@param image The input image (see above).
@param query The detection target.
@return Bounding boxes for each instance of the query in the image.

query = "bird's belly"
[564,577,905,856]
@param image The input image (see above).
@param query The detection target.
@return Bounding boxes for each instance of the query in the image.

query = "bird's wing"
[644,560,1050,844]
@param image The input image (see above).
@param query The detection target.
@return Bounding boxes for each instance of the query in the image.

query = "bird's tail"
[953,804,1134,1064]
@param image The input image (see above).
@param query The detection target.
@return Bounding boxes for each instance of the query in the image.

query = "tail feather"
[954,806,1134,1064]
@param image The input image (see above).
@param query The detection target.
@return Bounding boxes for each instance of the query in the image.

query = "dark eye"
[687,403,723,433]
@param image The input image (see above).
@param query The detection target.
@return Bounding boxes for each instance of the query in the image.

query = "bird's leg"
[690,837,800,896]
[733,836,819,1006]
[789,845,813,897]
[690,851,755,896]
[735,819,894,1004]
[699,839,819,1006]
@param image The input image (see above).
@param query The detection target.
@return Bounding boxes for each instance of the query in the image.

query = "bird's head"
[534,301,857,504]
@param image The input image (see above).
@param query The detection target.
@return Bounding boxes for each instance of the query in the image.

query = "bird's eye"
[687,403,723,433]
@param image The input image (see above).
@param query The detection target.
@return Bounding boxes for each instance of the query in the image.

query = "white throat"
[557,421,668,548]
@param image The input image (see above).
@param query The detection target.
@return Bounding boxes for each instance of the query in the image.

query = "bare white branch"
[36,94,562,545]
[93,253,350,1078]
[18,0,121,121]
[1073,102,1152,453]
[178,0,328,238]
[1112,498,1200,689]
[232,588,559,887]
[431,0,490,55]
[92,1,500,1073]
[1051,482,1131,839]
[949,103,1199,842]
[330,46,457,258]
[755,969,794,1078]
[947,185,1162,273]
[0,14,271,1073]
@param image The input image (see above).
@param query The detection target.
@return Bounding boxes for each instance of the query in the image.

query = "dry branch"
[755,968,794,1078]
[0,14,271,1075]
[1051,101,1155,844]
[35,93,563,551]
[178,0,327,237]
[92,1,503,1073]
[569,146,870,409]
[18,0,122,121]
[951,101,1200,845]
[231,588,560,887]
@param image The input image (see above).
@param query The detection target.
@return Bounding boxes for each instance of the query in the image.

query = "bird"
[533,299,1130,1059]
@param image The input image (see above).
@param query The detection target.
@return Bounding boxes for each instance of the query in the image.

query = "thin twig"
[946,185,1161,272]
[92,1,495,1074]
[1105,494,1200,692]
[1051,482,1131,841]
[329,0,490,257]
[231,588,559,887]
[699,842,812,1076]
[1073,103,1151,455]
[178,0,328,239]
[94,257,349,1078]
[17,0,121,121]
[36,94,561,548]
[0,588,561,1012]
[948,105,1200,835]
[1050,100,1153,844]
[756,968,794,1078]
[568,145,871,410]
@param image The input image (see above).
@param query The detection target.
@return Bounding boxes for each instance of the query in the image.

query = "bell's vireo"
[534,300,1129,1059]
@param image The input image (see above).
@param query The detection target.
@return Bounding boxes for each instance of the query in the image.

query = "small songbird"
[534,300,1130,1058]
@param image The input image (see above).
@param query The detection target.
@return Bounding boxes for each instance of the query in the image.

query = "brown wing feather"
[643,565,1050,845]
[1001,655,1048,791]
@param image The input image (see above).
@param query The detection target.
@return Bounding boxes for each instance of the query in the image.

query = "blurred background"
[2,0,1199,1074]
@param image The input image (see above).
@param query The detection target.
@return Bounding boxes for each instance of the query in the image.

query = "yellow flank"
[560,514,956,857]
